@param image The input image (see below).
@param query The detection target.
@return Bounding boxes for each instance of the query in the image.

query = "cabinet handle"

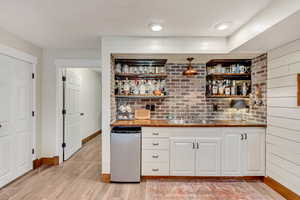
[244,133,247,140]
[192,142,195,149]
[152,142,159,146]
[241,134,244,140]
[196,142,199,149]
[152,168,159,172]
[0,124,2,128]
[152,132,159,136]
[152,154,159,158]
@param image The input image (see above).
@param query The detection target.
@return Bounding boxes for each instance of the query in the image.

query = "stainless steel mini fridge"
[110,126,141,182]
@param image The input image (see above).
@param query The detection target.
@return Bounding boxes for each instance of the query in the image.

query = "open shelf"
[206,73,251,80]
[206,59,252,67]
[115,95,168,99]
[115,73,167,79]
[115,59,167,66]
[206,95,249,98]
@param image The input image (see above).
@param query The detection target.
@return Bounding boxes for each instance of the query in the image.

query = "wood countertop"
[111,120,267,127]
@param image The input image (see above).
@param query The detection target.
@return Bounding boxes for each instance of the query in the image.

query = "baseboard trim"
[142,176,264,181]
[264,177,300,200]
[33,156,59,169]
[101,173,111,183]
[82,130,101,145]
[100,174,263,183]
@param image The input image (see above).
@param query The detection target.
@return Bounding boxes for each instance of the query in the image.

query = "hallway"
[0,136,285,200]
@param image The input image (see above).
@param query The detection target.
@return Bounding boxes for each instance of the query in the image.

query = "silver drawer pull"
[152,132,159,136]
[152,142,159,146]
[152,154,159,158]
[152,168,159,172]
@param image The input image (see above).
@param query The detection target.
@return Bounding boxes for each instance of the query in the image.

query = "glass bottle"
[231,80,236,95]
[212,80,218,95]
[242,82,248,96]
[123,78,130,95]
[139,80,146,95]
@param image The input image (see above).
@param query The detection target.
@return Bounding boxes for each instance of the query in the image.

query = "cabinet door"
[195,138,221,176]
[170,138,195,176]
[243,130,265,176]
[222,131,243,176]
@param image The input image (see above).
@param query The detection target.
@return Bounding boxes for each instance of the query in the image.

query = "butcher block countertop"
[111,119,267,127]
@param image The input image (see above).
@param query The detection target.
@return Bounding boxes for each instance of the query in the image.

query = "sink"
[169,119,210,124]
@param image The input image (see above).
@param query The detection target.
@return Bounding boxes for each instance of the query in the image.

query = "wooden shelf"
[115,73,167,79]
[115,59,167,66]
[206,73,251,80]
[206,59,251,67]
[206,95,249,98]
[115,95,168,99]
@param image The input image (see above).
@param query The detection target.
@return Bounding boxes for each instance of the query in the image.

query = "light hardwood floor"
[0,136,285,200]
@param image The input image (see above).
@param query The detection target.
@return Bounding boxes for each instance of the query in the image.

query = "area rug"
[145,180,267,200]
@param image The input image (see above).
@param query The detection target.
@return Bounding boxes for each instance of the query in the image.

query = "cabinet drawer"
[142,138,169,149]
[142,150,169,163]
[142,127,170,138]
[142,163,169,176]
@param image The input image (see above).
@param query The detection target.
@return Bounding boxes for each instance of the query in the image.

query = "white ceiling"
[0,0,273,48]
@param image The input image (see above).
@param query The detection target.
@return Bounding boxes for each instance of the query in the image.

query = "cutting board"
[135,109,150,120]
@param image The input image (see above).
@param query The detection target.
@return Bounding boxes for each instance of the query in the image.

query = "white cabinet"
[243,130,265,176]
[170,138,195,176]
[170,137,221,176]
[195,138,221,176]
[222,128,265,176]
[222,131,243,176]
[142,127,170,176]
[142,127,265,177]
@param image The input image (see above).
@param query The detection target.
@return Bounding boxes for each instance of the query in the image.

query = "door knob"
[80,113,84,116]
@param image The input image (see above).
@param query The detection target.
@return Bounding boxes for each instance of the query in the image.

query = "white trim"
[55,59,101,164]
[0,43,37,64]
[0,43,37,164]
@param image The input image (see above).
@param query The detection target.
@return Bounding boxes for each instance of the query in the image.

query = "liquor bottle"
[139,80,146,95]
[212,80,218,95]
[225,80,231,95]
[242,82,248,96]
[231,80,236,95]
[218,81,225,95]
[123,78,130,95]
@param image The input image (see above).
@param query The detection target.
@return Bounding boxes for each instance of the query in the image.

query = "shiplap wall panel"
[268,75,296,88]
[268,86,296,97]
[268,107,300,120]
[267,125,300,142]
[268,97,297,107]
[267,39,300,196]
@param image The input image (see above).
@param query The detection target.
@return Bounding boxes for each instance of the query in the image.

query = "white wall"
[71,69,102,139]
[267,39,300,195]
[0,27,43,158]
[41,49,100,158]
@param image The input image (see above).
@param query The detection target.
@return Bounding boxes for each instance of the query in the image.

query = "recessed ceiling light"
[215,22,232,31]
[149,24,163,32]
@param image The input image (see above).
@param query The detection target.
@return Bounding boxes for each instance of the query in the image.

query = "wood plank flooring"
[0,136,285,200]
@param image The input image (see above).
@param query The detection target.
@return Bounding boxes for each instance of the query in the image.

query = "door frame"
[0,43,37,162]
[55,59,101,164]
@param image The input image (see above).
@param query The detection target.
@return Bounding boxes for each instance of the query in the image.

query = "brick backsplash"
[111,54,267,123]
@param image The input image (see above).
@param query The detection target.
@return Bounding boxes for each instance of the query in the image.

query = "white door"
[64,69,81,160]
[243,130,265,176]
[0,54,33,188]
[195,138,221,176]
[222,131,243,176]
[170,138,195,176]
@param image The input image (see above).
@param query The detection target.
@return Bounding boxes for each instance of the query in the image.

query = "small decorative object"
[250,84,263,107]
[230,99,248,121]
[153,90,162,96]
[183,57,197,76]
